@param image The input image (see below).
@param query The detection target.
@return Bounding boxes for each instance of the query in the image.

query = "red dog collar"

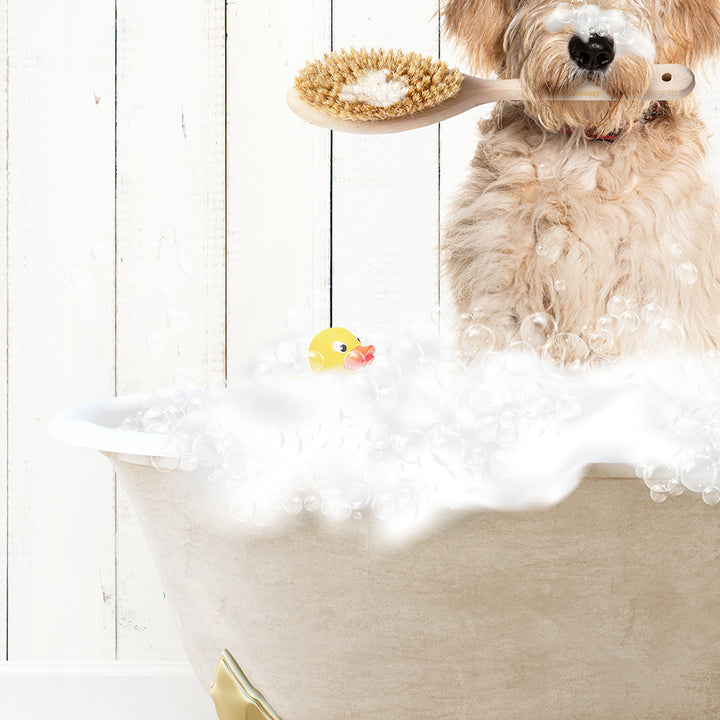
[563,102,660,142]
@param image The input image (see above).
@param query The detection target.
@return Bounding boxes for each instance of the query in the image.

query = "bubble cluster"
[119,313,720,535]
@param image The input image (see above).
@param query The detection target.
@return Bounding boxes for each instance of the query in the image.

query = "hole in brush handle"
[662,73,672,82]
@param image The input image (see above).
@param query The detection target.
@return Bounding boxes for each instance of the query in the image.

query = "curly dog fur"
[442,0,720,361]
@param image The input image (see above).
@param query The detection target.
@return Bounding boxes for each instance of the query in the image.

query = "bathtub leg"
[211,649,284,720]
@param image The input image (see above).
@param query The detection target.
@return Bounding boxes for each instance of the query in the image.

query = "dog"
[441,0,720,363]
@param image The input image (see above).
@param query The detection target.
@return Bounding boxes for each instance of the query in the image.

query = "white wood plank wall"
[1,0,720,704]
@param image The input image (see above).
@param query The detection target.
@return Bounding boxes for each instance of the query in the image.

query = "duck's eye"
[332,341,348,353]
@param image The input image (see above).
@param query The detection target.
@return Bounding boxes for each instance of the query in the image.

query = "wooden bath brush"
[288,48,695,134]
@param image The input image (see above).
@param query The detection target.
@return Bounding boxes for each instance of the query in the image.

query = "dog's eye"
[332,341,348,353]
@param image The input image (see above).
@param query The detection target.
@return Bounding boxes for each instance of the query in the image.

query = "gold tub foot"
[211,650,283,720]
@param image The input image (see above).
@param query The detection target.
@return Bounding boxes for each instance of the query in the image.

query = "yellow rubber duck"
[308,327,375,372]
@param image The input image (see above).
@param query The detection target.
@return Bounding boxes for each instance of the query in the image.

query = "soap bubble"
[535,243,549,257]
[274,341,300,366]
[649,484,668,503]
[179,454,199,472]
[475,416,498,442]
[675,262,698,285]
[606,295,626,316]
[635,462,655,487]
[307,350,325,372]
[702,485,720,506]
[587,329,615,356]
[430,430,466,466]
[150,455,179,472]
[666,477,684,496]
[679,457,717,492]
[169,388,188,408]
[371,492,398,520]
[461,324,496,357]
[192,431,228,467]
[554,279,566,291]
[393,430,425,464]
[412,354,437,379]
[641,303,664,326]
[252,362,276,383]
[597,314,623,339]
[120,416,140,431]
[185,395,208,414]
[619,311,641,334]
[142,407,171,434]
[648,319,685,356]
[304,495,321,512]
[520,313,558,349]
[347,483,371,510]
[542,333,589,367]
[283,495,304,515]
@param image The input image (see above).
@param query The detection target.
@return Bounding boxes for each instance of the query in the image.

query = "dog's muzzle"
[568,34,615,71]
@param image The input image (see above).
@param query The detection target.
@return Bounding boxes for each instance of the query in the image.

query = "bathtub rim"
[49,394,636,477]
[49,394,178,463]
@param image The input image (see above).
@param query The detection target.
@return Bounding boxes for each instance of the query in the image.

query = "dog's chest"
[512,136,678,251]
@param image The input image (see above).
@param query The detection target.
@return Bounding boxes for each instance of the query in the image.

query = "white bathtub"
[51,395,720,720]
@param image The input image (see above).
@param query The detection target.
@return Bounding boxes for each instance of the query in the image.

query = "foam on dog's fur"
[544,4,655,60]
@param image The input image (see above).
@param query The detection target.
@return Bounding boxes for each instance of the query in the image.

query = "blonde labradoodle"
[442,0,720,362]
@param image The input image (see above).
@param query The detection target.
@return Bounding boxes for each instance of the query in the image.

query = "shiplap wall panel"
[0,0,8,662]
[331,1,441,345]
[115,0,226,660]
[6,0,116,659]
[226,0,331,378]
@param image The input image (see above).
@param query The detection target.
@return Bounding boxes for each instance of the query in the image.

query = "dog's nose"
[568,34,615,71]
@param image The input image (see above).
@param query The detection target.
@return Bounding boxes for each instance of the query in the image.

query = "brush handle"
[287,63,694,135]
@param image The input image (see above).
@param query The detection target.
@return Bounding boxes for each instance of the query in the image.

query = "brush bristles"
[295,48,463,121]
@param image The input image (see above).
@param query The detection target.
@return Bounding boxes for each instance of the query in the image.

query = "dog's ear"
[442,0,515,73]
[659,0,720,65]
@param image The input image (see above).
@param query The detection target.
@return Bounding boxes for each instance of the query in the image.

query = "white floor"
[0,663,217,720]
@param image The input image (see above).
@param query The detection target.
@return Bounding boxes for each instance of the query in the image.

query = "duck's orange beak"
[343,344,375,371]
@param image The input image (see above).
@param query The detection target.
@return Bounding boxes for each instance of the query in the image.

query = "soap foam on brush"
[338,69,410,108]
